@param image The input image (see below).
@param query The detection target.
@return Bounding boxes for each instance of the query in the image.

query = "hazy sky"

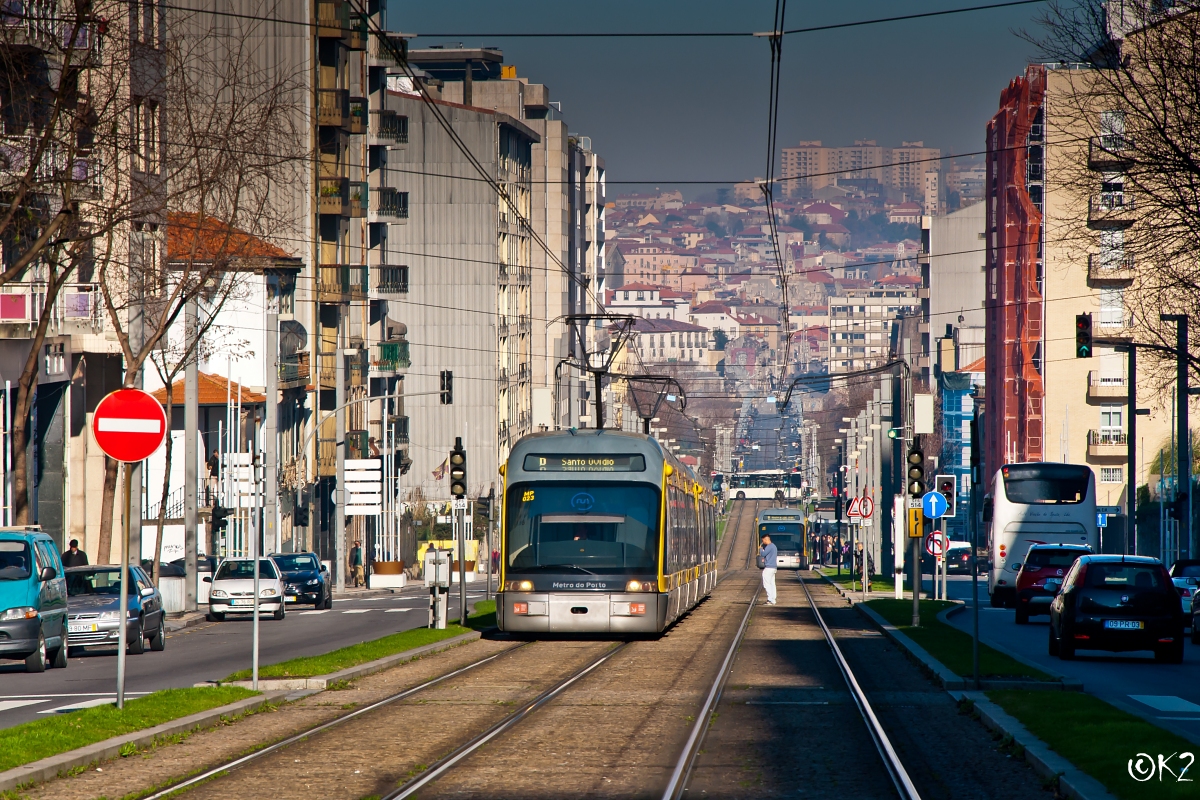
[399,1,1049,193]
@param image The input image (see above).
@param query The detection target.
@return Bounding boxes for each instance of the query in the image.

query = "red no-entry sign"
[92,388,167,463]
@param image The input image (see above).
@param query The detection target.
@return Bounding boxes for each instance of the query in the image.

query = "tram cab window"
[759,522,802,552]
[505,483,660,573]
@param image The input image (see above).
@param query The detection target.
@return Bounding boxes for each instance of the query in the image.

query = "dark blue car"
[271,552,332,608]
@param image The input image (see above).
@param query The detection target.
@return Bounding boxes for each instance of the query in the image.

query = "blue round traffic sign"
[922,490,949,519]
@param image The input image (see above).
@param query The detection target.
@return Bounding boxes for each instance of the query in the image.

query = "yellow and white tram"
[496,430,718,634]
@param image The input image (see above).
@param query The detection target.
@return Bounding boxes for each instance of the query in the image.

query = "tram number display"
[524,454,647,472]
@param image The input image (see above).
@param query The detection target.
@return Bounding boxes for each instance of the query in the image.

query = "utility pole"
[835,443,844,576]
[335,313,346,593]
[970,389,982,688]
[184,299,199,612]
[264,279,279,555]
[1161,314,1191,557]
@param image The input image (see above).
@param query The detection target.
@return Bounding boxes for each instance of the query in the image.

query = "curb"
[165,612,208,633]
[203,630,482,690]
[958,692,1118,800]
[938,603,1084,691]
[0,691,285,794]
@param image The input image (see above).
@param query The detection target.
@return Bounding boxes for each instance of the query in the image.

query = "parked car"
[0,529,68,672]
[945,543,975,574]
[65,565,167,655]
[270,552,332,608]
[1048,554,1184,663]
[1169,559,1200,622]
[1014,544,1091,624]
[205,558,286,621]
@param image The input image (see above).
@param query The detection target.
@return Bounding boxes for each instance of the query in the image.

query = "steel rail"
[798,574,924,800]
[721,497,751,572]
[384,642,630,799]
[662,583,761,800]
[139,643,528,800]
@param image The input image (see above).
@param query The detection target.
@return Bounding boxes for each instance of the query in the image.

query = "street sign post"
[908,507,924,538]
[1097,513,1109,529]
[91,388,167,710]
[925,533,946,556]
[846,496,863,518]
[858,496,874,519]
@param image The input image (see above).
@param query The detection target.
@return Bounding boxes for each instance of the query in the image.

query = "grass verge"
[865,598,1053,681]
[989,690,1197,799]
[0,686,257,773]
[224,600,495,681]
[820,568,896,595]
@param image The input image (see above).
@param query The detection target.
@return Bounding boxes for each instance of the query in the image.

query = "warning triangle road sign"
[846,496,863,518]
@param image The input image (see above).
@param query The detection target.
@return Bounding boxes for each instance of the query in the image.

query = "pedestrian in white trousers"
[760,535,778,605]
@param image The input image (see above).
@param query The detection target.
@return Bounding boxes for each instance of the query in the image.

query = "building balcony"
[392,415,410,444]
[367,30,404,66]
[369,111,408,146]
[349,181,367,218]
[344,13,367,50]
[279,351,310,389]
[1087,253,1135,285]
[317,88,350,129]
[316,352,336,390]
[317,264,367,303]
[1087,429,1128,458]
[372,340,410,375]
[317,437,336,477]
[318,177,349,216]
[370,187,408,221]
[1087,371,1127,401]
[348,349,368,387]
[1088,136,1134,170]
[1087,192,1136,228]
[316,0,349,38]
[348,97,367,134]
[370,265,408,296]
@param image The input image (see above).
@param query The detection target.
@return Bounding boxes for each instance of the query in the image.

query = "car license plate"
[231,599,253,606]
[285,596,298,603]
[1103,619,1145,630]
[68,623,97,633]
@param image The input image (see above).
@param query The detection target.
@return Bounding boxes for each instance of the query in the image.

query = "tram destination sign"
[524,454,647,472]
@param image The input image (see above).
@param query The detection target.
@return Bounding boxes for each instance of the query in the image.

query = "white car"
[205,558,286,621]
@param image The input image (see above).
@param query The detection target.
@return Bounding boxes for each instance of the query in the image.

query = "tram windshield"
[759,522,802,552]
[505,482,660,574]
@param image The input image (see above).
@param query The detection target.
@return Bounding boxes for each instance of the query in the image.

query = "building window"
[636,291,644,301]
[1099,110,1126,150]
[133,0,159,46]
[1100,467,1124,484]
[1099,404,1123,441]
[439,370,453,404]
[44,343,64,375]
[133,99,159,173]
[1098,288,1125,328]
[379,265,408,293]
[623,291,629,300]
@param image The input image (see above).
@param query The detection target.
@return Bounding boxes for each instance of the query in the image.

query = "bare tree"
[1030,1,1200,386]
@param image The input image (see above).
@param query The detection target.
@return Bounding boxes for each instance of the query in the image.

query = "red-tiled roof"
[167,212,292,262]
[960,356,987,373]
[151,372,266,406]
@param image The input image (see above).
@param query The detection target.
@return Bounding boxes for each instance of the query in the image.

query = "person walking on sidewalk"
[349,540,365,588]
[759,535,778,605]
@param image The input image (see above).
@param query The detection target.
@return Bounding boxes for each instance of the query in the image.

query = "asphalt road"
[0,583,490,728]
[939,573,1200,744]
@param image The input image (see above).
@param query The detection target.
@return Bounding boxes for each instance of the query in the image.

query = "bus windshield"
[1002,464,1091,505]
[505,483,660,574]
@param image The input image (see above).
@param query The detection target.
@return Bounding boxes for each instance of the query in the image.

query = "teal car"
[0,529,68,672]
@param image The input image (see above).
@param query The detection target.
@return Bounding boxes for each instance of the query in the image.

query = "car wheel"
[208,611,225,622]
[128,622,145,655]
[25,633,47,673]
[324,590,333,610]
[1048,624,1059,656]
[50,642,67,669]
[1156,639,1185,664]
[273,605,285,620]
[990,591,1004,608]
[66,646,80,658]
[1059,629,1075,660]
[149,617,166,651]
[1015,607,1029,625]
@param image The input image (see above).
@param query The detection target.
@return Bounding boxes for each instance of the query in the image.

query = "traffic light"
[1169,493,1189,521]
[907,440,925,498]
[887,427,901,439]
[1075,313,1093,358]
[935,474,957,516]
[294,506,309,527]
[449,437,467,498]
[211,504,230,535]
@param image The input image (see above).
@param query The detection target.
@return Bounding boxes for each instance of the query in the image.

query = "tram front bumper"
[498,591,666,633]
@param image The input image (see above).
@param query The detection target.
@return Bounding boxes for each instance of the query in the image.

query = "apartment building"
[626,318,710,365]
[985,63,1176,547]
[781,140,942,197]
[827,287,920,373]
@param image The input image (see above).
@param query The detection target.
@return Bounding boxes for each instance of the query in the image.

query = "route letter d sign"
[908,507,924,538]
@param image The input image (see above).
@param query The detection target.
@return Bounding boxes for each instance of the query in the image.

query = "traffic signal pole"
[1161,315,1191,557]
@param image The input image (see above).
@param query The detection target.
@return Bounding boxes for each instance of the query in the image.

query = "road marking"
[1130,695,1200,714]
[298,610,329,615]
[385,608,413,613]
[0,699,47,712]
[342,609,370,614]
[0,692,150,700]
[39,697,118,714]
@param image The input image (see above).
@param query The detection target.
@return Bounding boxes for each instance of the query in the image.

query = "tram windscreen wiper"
[538,564,600,576]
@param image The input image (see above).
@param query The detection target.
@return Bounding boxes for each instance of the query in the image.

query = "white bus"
[985,462,1098,608]
[727,470,803,502]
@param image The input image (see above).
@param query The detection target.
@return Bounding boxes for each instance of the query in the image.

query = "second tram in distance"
[496,430,718,635]
[756,507,808,569]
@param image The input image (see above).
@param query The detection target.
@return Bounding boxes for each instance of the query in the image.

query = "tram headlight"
[625,580,655,592]
[504,580,534,592]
